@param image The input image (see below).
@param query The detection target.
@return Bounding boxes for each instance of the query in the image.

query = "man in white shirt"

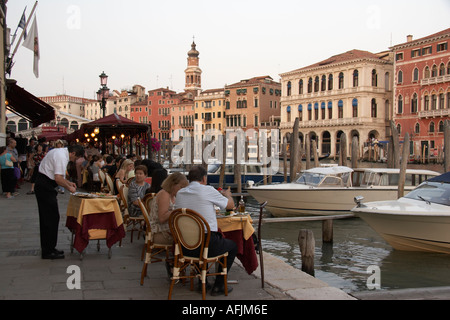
[175,165,237,296]
[35,144,85,259]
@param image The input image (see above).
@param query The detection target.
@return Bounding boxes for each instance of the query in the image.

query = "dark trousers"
[35,173,59,255]
[183,232,237,286]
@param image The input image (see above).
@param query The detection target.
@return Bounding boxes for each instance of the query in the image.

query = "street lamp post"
[97,71,110,154]
[97,71,110,118]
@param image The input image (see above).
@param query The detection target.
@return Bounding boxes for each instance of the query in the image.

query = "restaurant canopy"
[6,79,55,127]
[80,113,150,137]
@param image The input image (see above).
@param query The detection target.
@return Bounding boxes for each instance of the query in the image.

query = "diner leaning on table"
[149,171,188,246]
[174,165,237,296]
[128,165,150,217]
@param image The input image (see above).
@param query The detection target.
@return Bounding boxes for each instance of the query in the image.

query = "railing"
[418,108,450,118]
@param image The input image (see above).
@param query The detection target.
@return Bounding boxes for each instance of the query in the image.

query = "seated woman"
[128,165,151,217]
[116,159,134,185]
[89,155,103,182]
[150,172,188,245]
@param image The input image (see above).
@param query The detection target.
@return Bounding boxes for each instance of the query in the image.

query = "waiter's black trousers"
[35,173,59,255]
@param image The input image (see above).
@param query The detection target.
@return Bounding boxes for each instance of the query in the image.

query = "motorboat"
[246,166,440,216]
[206,163,288,188]
[352,172,450,254]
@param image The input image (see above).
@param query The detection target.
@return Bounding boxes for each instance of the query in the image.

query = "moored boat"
[352,172,450,254]
[246,166,440,217]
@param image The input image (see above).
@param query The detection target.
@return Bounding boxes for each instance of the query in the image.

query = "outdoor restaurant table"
[217,214,258,275]
[66,194,125,254]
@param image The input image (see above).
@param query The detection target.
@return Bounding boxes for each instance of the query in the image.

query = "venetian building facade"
[194,88,226,134]
[224,75,281,130]
[280,49,394,157]
[391,28,450,160]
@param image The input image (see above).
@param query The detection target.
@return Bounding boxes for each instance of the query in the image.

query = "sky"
[6,0,450,99]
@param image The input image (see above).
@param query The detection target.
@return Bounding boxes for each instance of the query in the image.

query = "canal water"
[244,162,450,294]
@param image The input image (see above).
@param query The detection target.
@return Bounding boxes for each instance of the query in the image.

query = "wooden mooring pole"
[298,229,315,277]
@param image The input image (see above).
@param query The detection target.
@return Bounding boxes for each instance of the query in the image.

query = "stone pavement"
[0,182,356,301]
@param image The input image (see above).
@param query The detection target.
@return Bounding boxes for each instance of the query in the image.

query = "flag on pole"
[19,10,27,39]
[22,16,39,78]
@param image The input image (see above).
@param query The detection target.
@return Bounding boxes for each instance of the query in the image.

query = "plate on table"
[72,192,99,198]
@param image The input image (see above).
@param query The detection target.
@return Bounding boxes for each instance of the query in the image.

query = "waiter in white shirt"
[35,144,85,259]
[175,165,237,296]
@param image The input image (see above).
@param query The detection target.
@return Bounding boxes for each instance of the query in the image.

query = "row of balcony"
[280,117,386,130]
[418,108,450,118]
[280,86,390,102]
[421,75,450,86]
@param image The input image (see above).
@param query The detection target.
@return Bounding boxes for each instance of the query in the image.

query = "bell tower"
[184,40,202,95]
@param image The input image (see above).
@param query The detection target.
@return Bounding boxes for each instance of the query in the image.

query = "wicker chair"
[168,208,229,300]
[138,196,173,285]
[118,184,144,243]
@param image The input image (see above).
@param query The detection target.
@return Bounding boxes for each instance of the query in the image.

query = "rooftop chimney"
[407,35,413,42]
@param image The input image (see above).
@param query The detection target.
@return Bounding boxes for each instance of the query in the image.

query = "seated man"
[174,165,237,296]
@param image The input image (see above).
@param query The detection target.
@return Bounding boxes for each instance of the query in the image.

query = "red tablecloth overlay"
[220,229,258,275]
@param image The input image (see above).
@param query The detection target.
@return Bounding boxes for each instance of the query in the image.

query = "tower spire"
[184,39,202,95]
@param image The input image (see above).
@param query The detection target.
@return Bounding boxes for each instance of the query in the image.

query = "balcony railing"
[421,75,450,86]
[280,117,385,130]
[418,108,450,118]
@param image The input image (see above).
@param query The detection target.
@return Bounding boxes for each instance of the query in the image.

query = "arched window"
[353,70,359,87]
[415,123,420,134]
[372,69,378,86]
[431,94,437,110]
[7,121,16,133]
[338,100,344,118]
[371,99,377,118]
[424,66,430,78]
[352,99,358,117]
[299,80,303,94]
[328,74,333,90]
[287,81,292,96]
[411,93,418,113]
[413,68,419,82]
[432,65,438,77]
[398,95,403,114]
[439,63,445,76]
[398,70,403,84]
[18,119,28,131]
[321,75,326,91]
[429,121,435,133]
[308,78,313,93]
[314,76,319,92]
[439,121,444,132]
[338,72,344,89]
[70,121,79,130]
[397,123,401,134]
[424,94,430,111]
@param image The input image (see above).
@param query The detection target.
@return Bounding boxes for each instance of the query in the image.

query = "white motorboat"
[246,166,440,216]
[352,172,450,254]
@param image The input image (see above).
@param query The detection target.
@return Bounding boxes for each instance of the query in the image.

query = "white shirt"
[174,181,228,232]
[39,148,70,181]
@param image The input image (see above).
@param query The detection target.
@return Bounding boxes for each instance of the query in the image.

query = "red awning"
[6,79,55,127]
[38,131,67,141]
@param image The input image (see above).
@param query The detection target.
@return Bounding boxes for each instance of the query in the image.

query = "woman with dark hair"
[146,168,168,194]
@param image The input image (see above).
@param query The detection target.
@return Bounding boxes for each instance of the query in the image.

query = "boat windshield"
[295,172,325,186]
[405,182,450,206]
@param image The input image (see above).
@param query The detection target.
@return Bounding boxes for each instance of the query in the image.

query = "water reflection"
[245,197,450,293]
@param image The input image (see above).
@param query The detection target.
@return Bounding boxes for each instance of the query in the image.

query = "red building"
[147,88,180,141]
[391,28,450,161]
[130,97,149,123]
